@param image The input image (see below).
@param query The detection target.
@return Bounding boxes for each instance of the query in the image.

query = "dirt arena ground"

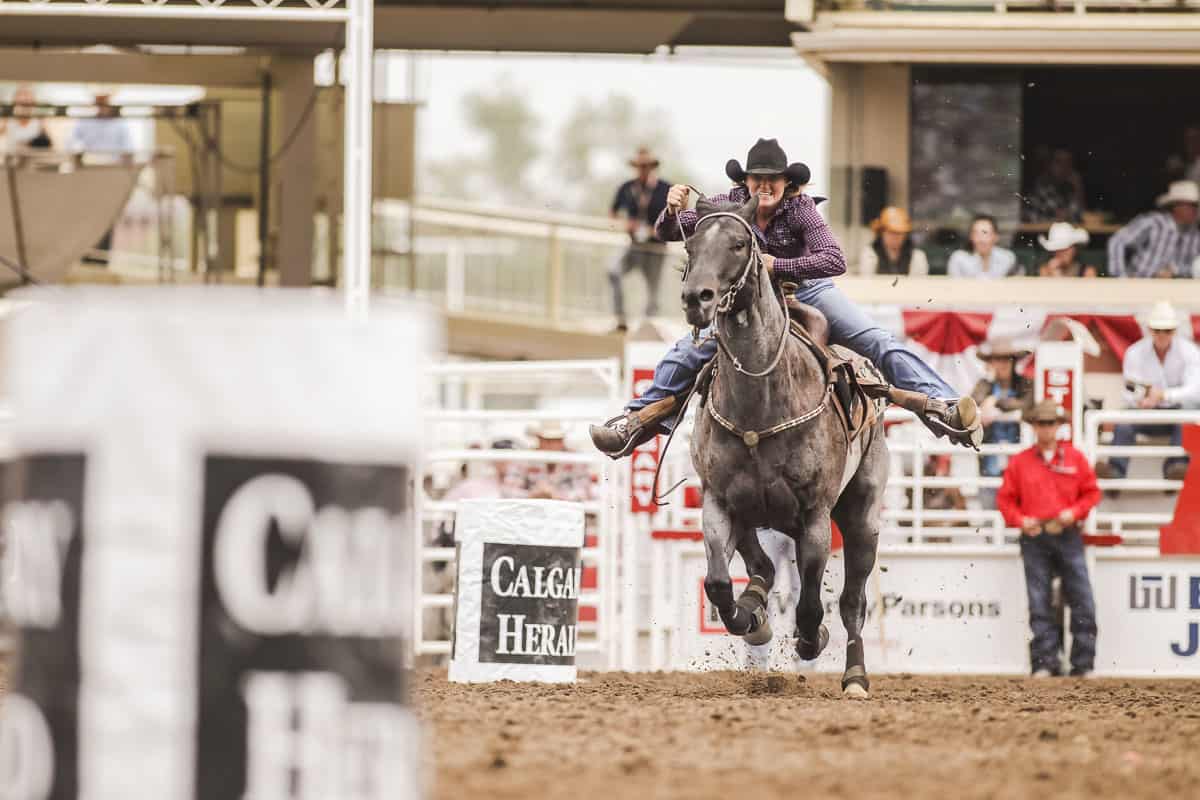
[420,670,1200,800]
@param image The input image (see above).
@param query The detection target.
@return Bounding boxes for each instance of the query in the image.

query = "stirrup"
[925,397,983,450]
[588,413,652,460]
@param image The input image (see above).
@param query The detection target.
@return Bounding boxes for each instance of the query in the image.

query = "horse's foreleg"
[701,495,758,638]
[732,530,776,646]
[792,512,832,661]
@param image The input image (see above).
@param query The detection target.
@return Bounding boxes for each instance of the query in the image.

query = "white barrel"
[449,498,585,684]
[0,287,433,800]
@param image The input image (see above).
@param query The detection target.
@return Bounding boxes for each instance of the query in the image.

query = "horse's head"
[681,195,761,329]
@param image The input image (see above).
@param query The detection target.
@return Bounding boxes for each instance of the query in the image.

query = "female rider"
[590,138,981,456]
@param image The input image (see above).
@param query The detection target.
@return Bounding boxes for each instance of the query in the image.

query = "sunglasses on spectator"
[1033,420,1059,427]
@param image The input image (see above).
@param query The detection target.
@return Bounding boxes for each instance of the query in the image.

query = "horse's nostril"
[699,289,715,303]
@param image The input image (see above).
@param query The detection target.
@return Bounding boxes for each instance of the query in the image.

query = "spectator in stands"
[997,400,1100,678]
[1037,222,1098,278]
[524,422,594,501]
[972,338,1035,487]
[858,206,928,276]
[443,439,524,501]
[947,214,1018,279]
[1095,302,1200,482]
[1024,148,1085,223]
[1107,181,1200,278]
[1,85,52,151]
[609,147,671,333]
[1165,125,1200,185]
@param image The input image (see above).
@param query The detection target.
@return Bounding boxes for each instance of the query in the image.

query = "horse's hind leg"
[701,494,763,639]
[733,530,776,646]
[792,510,833,661]
[831,440,887,698]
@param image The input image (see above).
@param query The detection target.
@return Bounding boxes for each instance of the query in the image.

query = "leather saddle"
[696,298,885,445]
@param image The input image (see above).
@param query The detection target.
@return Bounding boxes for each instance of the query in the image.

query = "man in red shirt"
[997,400,1102,677]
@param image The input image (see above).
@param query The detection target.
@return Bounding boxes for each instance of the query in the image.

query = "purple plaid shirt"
[653,185,846,281]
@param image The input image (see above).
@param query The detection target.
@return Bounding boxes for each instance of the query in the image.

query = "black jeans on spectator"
[1019,529,1097,675]
[1108,424,1188,478]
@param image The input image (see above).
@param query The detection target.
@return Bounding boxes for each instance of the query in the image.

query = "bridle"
[685,210,789,379]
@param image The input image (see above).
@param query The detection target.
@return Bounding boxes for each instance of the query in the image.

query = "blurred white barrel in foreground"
[0,287,432,800]
[449,498,584,684]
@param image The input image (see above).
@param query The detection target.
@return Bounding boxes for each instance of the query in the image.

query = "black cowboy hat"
[726,138,810,187]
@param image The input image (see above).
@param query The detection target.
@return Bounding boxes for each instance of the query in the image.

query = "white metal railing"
[416,359,624,668]
[1083,408,1199,542]
[818,0,1200,11]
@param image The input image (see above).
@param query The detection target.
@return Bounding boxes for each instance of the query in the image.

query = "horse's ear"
[695,197,720,218]
[739,194,760,223]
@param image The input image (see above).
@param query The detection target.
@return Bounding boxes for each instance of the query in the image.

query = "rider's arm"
[653,191,735,242]
[769,195,847,281]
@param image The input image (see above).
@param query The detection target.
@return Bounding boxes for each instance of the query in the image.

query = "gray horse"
[682,196,888,698]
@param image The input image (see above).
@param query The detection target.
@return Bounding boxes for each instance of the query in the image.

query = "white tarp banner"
[449,498,585,684]
[0,287,433,800]
[1092,555,1200,676]
[675,544,1031,675]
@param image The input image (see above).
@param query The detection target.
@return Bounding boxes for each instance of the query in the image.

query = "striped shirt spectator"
[654,184,845,283]
[1107,181,1200,278]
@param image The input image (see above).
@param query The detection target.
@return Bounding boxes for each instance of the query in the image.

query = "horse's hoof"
[795,624,829,661]
[743,622,772,647]
[843,682,870,700]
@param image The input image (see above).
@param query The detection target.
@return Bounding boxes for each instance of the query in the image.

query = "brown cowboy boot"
[588,396,678,459]
[888,389,983,449]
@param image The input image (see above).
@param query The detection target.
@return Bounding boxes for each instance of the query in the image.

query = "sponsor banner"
[630,367,661,515]
[196,456,416,800]
[450,499,584,683]
[676,545,1029,674]
[0,454,86,800]
[1,288,430,799]
[1092,556,1200,676]
[1035,341,1083,444]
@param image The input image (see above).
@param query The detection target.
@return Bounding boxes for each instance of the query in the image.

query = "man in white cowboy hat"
[608,146,672,332]
[1037,222,1096,278]
[1107,180,1200,278]
[1095,301,1200,482]
[524,421,593,501]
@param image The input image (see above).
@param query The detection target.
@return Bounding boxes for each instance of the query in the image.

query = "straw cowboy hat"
[1023,399,1069,425]
[1156,180,1200,208]
[870,207,913,235]
[725,138,810,187]
[1038,222,1089,252]
[628,147,660,169]
[1146,301,1180,331]
[527,421,567,440]
[976,337,1032,362]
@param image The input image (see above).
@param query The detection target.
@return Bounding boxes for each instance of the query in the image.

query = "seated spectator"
[1095,302,1200,481]
[947,214,1018,279]
[524,422,594,502]
[972,338,1035,484]
[1037,223,1097,278]
[1024,148,1085,223]
[1107,181,1200,278]
[858,207,928,276]
[1165,125,1200,185]
[443,438,525,501]
[997,400,1100,678]
[1,85,52,151]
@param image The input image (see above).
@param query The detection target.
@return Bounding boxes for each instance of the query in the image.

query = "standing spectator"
[972,338,1035,489]
[1,85,51,151]
[70,89,133,264]
[1095,302,1200,482]
[1037,222,1097,278]
[947,214,1018,279]
[858,206,928,276]
[609,147,671,333]
[1107,181,1200,278]
[1024,148,1085,223]
[524,422,594,502]
[997,400,1101,678]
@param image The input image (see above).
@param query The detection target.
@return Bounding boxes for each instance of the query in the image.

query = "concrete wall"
[828,63,911,271]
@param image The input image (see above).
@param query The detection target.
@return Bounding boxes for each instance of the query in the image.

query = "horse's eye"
[733,239,747,251]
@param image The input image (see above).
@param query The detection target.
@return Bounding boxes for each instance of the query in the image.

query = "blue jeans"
[627,278,957,427]
[1107,423,1189,478]
[1019,530,1097,675]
